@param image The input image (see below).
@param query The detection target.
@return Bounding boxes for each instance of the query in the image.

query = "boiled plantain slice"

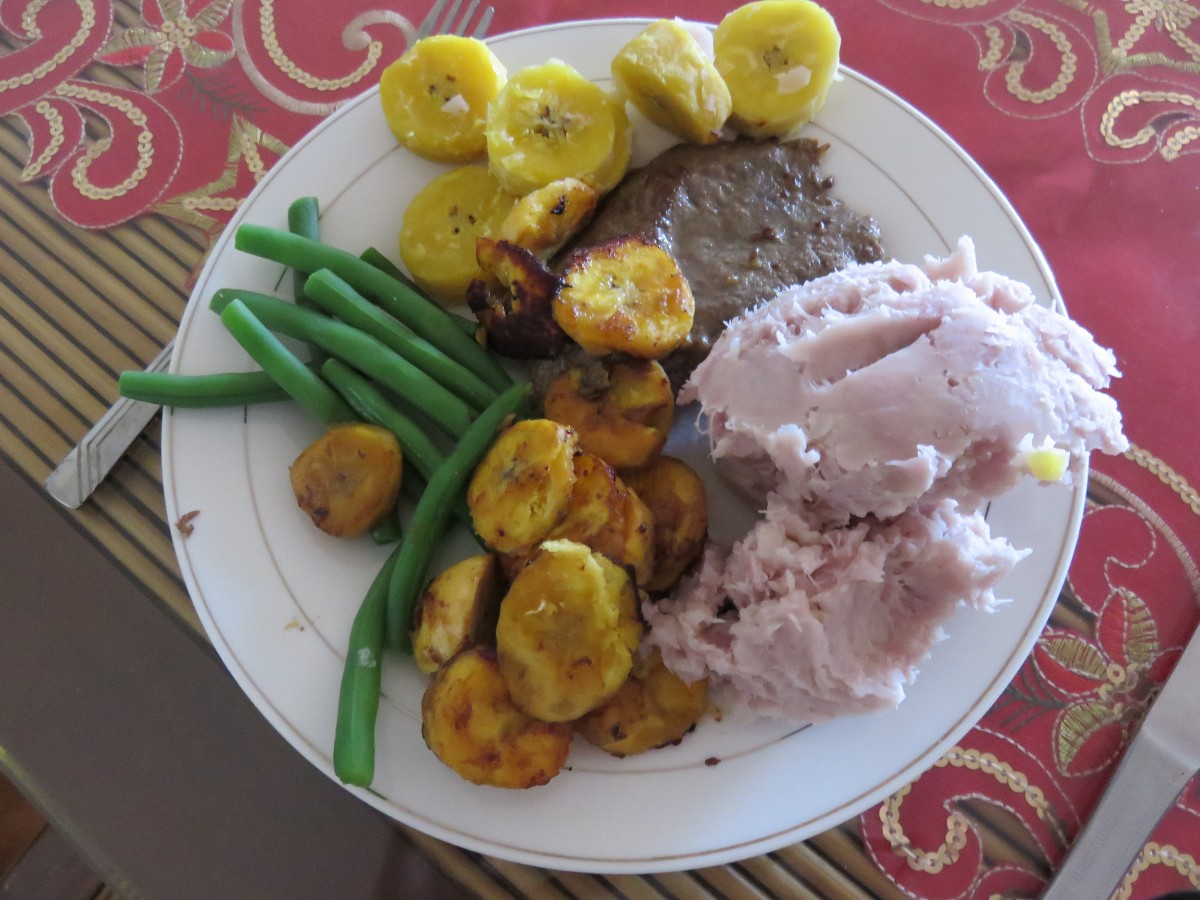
[713,0,841,138]
[399,164,517,303]
[611,18,732,144]
[379,35,507,163]
[486,60,619,196]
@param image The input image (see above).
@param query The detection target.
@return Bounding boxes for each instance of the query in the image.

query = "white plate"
[163,19,1083,873]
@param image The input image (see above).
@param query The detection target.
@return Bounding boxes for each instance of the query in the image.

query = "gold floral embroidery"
[1114,842,1200,898]
[21,100,66,181]
[156,115,287,232]
[99,0,236,94]
[1124,443,1200,515]
[54,83,154,200]
[1003,10,1079,104]
[0,0,97,94]
[879,746,1066,872]
[21,0,54,39]
[879,782,971,873]
[255,0,383,92]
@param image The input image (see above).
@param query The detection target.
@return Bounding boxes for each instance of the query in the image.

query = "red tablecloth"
[5,1,1198,896]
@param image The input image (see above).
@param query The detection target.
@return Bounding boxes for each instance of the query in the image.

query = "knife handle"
[1041,729,1193,899]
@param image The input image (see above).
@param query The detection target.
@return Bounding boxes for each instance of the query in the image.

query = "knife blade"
[44,340,174,508]
[1041,614,1200,899]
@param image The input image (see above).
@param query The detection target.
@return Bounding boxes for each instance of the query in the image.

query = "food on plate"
[686,237,1128,523]
[467,238,568,358]
[498,177,601,259]
[542,359,674,469]
[646,499,1027,722]
[554,235,696,358]
[584,93,634,193]
[421,645,573,788]
[411,554,504,675]
[466,418,579,555]
[576,648,709,757]
[713,0,841,138]
[619,456,708,592]
[496,540,643,722]
[646,238,1128,723]
[399,165,517,303]
[485,60,622,196]
[287,422,403,537]
[611,18,732,144]
[561,137,882,386]
[503,452,655,586]
[378,35,507,163]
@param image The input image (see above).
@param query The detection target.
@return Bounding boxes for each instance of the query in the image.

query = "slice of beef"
[559,138,884,387]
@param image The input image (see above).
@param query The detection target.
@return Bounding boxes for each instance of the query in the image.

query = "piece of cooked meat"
[558,137,884,387]
[685,236,1129,525]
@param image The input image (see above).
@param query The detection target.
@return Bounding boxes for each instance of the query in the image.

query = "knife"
[1041,615,1200,899]
[44,340,174,508]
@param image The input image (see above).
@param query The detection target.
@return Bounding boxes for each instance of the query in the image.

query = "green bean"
[209,289,474,438]
[235,224,511,392]
[322,359,478,534]
[288,196,325,363]
[358,246,422,295]
[357,249,478,337]
[320,358,445,482]
[218,299,354,426]
[333,543,400,787]
[118,368,292,408]
[387,382,531,651]
[303,269,497,410]
[371,514,403,546]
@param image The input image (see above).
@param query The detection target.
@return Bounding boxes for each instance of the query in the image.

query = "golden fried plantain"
[496,539,642,722]
[498,177,600,259]
[575,648,709,757]
[421,645,572,788]
[288,423,403,537]
[554,236,695,358]
[411,554,505,675]
[619,455,708,591]
[503,454,655,586]
[466,237,567,358]
[543,359,674,469]
[467,419,578,555]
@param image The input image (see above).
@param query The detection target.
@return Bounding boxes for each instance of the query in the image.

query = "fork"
[414,0,494,40]
[44,0,496,508]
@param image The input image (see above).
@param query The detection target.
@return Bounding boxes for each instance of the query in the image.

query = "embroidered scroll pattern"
[863,448,1200,898]
[878,0,1200,162]
[0,0,413,236]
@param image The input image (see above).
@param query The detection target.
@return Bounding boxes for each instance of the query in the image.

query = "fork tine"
[471,5,494,39]
[413,0,449,39]
[453,0,480,35]
[435,0,464,35]
[414,0,493,43]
